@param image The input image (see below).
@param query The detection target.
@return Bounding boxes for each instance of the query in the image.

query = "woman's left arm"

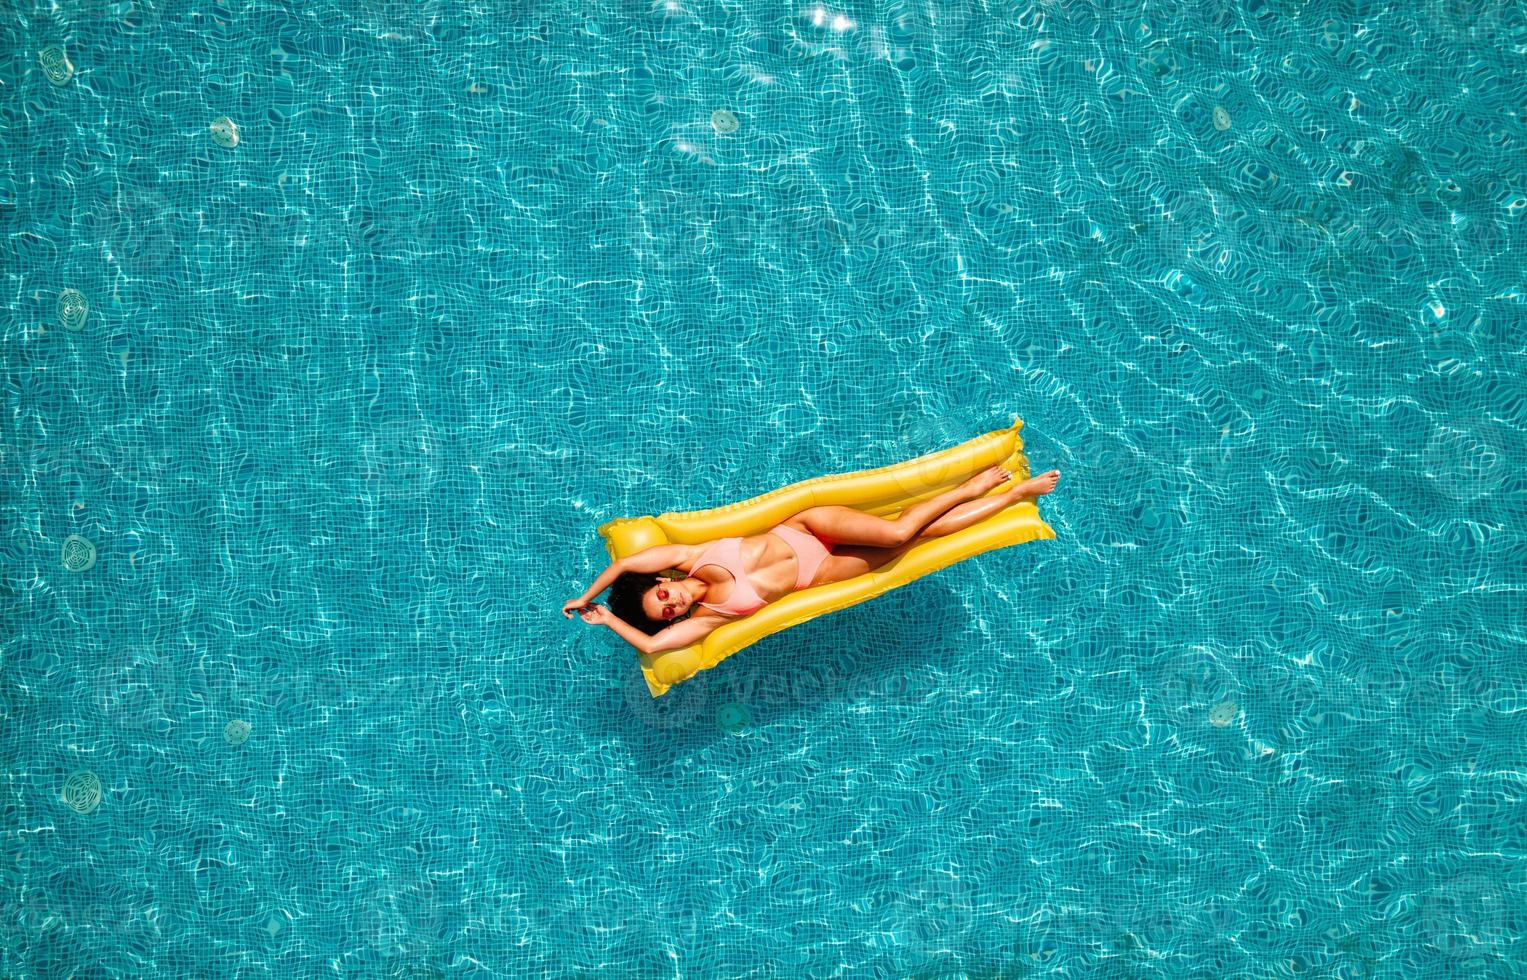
[621,543,697,575]
[574,558,629,605]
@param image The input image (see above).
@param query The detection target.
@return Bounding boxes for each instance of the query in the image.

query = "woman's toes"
[1013,470,1060,497]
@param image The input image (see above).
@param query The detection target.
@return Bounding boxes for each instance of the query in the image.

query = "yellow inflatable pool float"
[597,415,1056,697]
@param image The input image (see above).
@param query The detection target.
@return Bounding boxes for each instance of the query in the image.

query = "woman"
[563,465,1060,656]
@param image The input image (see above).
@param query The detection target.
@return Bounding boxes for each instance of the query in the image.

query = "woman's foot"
[1010,469,1060,499]
[961,465,1014,495]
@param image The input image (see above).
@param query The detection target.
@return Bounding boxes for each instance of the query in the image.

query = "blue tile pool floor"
[3,0,1525,976]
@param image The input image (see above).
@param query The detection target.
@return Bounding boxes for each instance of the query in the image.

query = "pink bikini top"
[692,537,766,616]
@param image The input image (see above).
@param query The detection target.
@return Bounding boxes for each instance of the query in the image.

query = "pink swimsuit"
[693,524,835,616]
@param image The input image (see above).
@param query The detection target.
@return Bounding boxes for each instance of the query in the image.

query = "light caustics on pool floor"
[5,1,1524,977]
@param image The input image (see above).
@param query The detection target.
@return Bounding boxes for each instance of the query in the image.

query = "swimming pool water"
[3,0,1525,976]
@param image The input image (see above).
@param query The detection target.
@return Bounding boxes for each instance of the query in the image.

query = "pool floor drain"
[224,719,252,745]
[716,702,751,733]
[39,45,74,86]
[58,288,88,331]
[210,116,239,148]
[61,770,101,814]
[61,534,97,572]
[711,109,739,135]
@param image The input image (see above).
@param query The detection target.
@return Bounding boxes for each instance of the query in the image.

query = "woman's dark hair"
[607,571,683,636]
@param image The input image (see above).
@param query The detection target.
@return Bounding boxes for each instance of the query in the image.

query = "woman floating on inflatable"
[560,416,1060,697]
[563,464,1058,649]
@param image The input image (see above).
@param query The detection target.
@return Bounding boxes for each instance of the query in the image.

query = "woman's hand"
[576,603,615,627]
[562,598,592,619]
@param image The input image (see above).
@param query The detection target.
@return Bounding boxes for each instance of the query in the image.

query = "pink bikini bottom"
[769,524,834,590]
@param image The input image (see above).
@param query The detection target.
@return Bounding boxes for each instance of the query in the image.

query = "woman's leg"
[920,469,1059,536]
[810,479,1042,584]
[794,467,1010,548]
[914,487,1021,538]
[809,504,983,584]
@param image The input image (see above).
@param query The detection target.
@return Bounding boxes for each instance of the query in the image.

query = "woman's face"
[642,579,690,621]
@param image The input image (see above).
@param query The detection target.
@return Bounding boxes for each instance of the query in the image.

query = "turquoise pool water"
[4,0,1525,976]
